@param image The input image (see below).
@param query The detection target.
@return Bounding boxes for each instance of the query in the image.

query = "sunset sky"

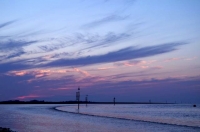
[0,0,200,103]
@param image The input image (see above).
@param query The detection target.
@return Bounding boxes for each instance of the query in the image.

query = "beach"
[0,104,200,132]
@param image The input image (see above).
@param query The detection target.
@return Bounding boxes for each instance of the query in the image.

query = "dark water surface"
[0,104,200,132]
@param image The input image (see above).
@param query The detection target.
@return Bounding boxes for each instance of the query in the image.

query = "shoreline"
[0,127,15,132]
[0,104,199,132]
[0,101,174,105]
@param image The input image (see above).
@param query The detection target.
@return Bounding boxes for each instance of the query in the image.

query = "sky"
[0,0,200,103]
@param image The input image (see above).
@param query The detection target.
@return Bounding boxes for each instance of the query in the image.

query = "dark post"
[76,87,80,110]
[113,97,115,106]
[85,95,88,107]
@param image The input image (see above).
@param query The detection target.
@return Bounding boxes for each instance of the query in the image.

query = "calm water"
[0,104,200,132]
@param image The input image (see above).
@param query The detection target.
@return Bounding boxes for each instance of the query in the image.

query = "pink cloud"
[141,65,149,69]
[115,61,142,67]
[164,58,181,62]
[124,62,135,66]
[16,94,41,100]
[7,71,28,76]
[42,55,53,60]
[98,67,115,70]
[49,87,74,91]
[184,57,197,61]
[73,68,90,76]
[152,66,163,69]
[163,57,197,62]
[114,60,157,67]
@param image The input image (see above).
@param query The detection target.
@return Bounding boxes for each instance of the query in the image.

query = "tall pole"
[77,87,80,110]
[85,95,88,107]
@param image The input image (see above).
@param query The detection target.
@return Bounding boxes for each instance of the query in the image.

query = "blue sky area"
[0,0,200,103]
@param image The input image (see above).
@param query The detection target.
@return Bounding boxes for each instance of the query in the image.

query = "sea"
[0,104,199,132]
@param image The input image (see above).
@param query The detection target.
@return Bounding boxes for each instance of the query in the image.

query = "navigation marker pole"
[85,95,88,107]
[76,87,80,110]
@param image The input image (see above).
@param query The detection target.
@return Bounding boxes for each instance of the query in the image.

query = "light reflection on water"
[57,104,200,127]
[0,104,200,132]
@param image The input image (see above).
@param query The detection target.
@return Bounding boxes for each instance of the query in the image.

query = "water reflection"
[57,104,200,127]
[0,104,200,132]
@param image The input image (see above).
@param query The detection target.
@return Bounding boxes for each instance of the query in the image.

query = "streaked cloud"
[82,15,129,29]
[0,20,16,29]
[0,42,185,73]
[43,42,186,67]
[3,49,25,60]
[0,0,199,102]
[0,61,31,73]
[0,40,37,51]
